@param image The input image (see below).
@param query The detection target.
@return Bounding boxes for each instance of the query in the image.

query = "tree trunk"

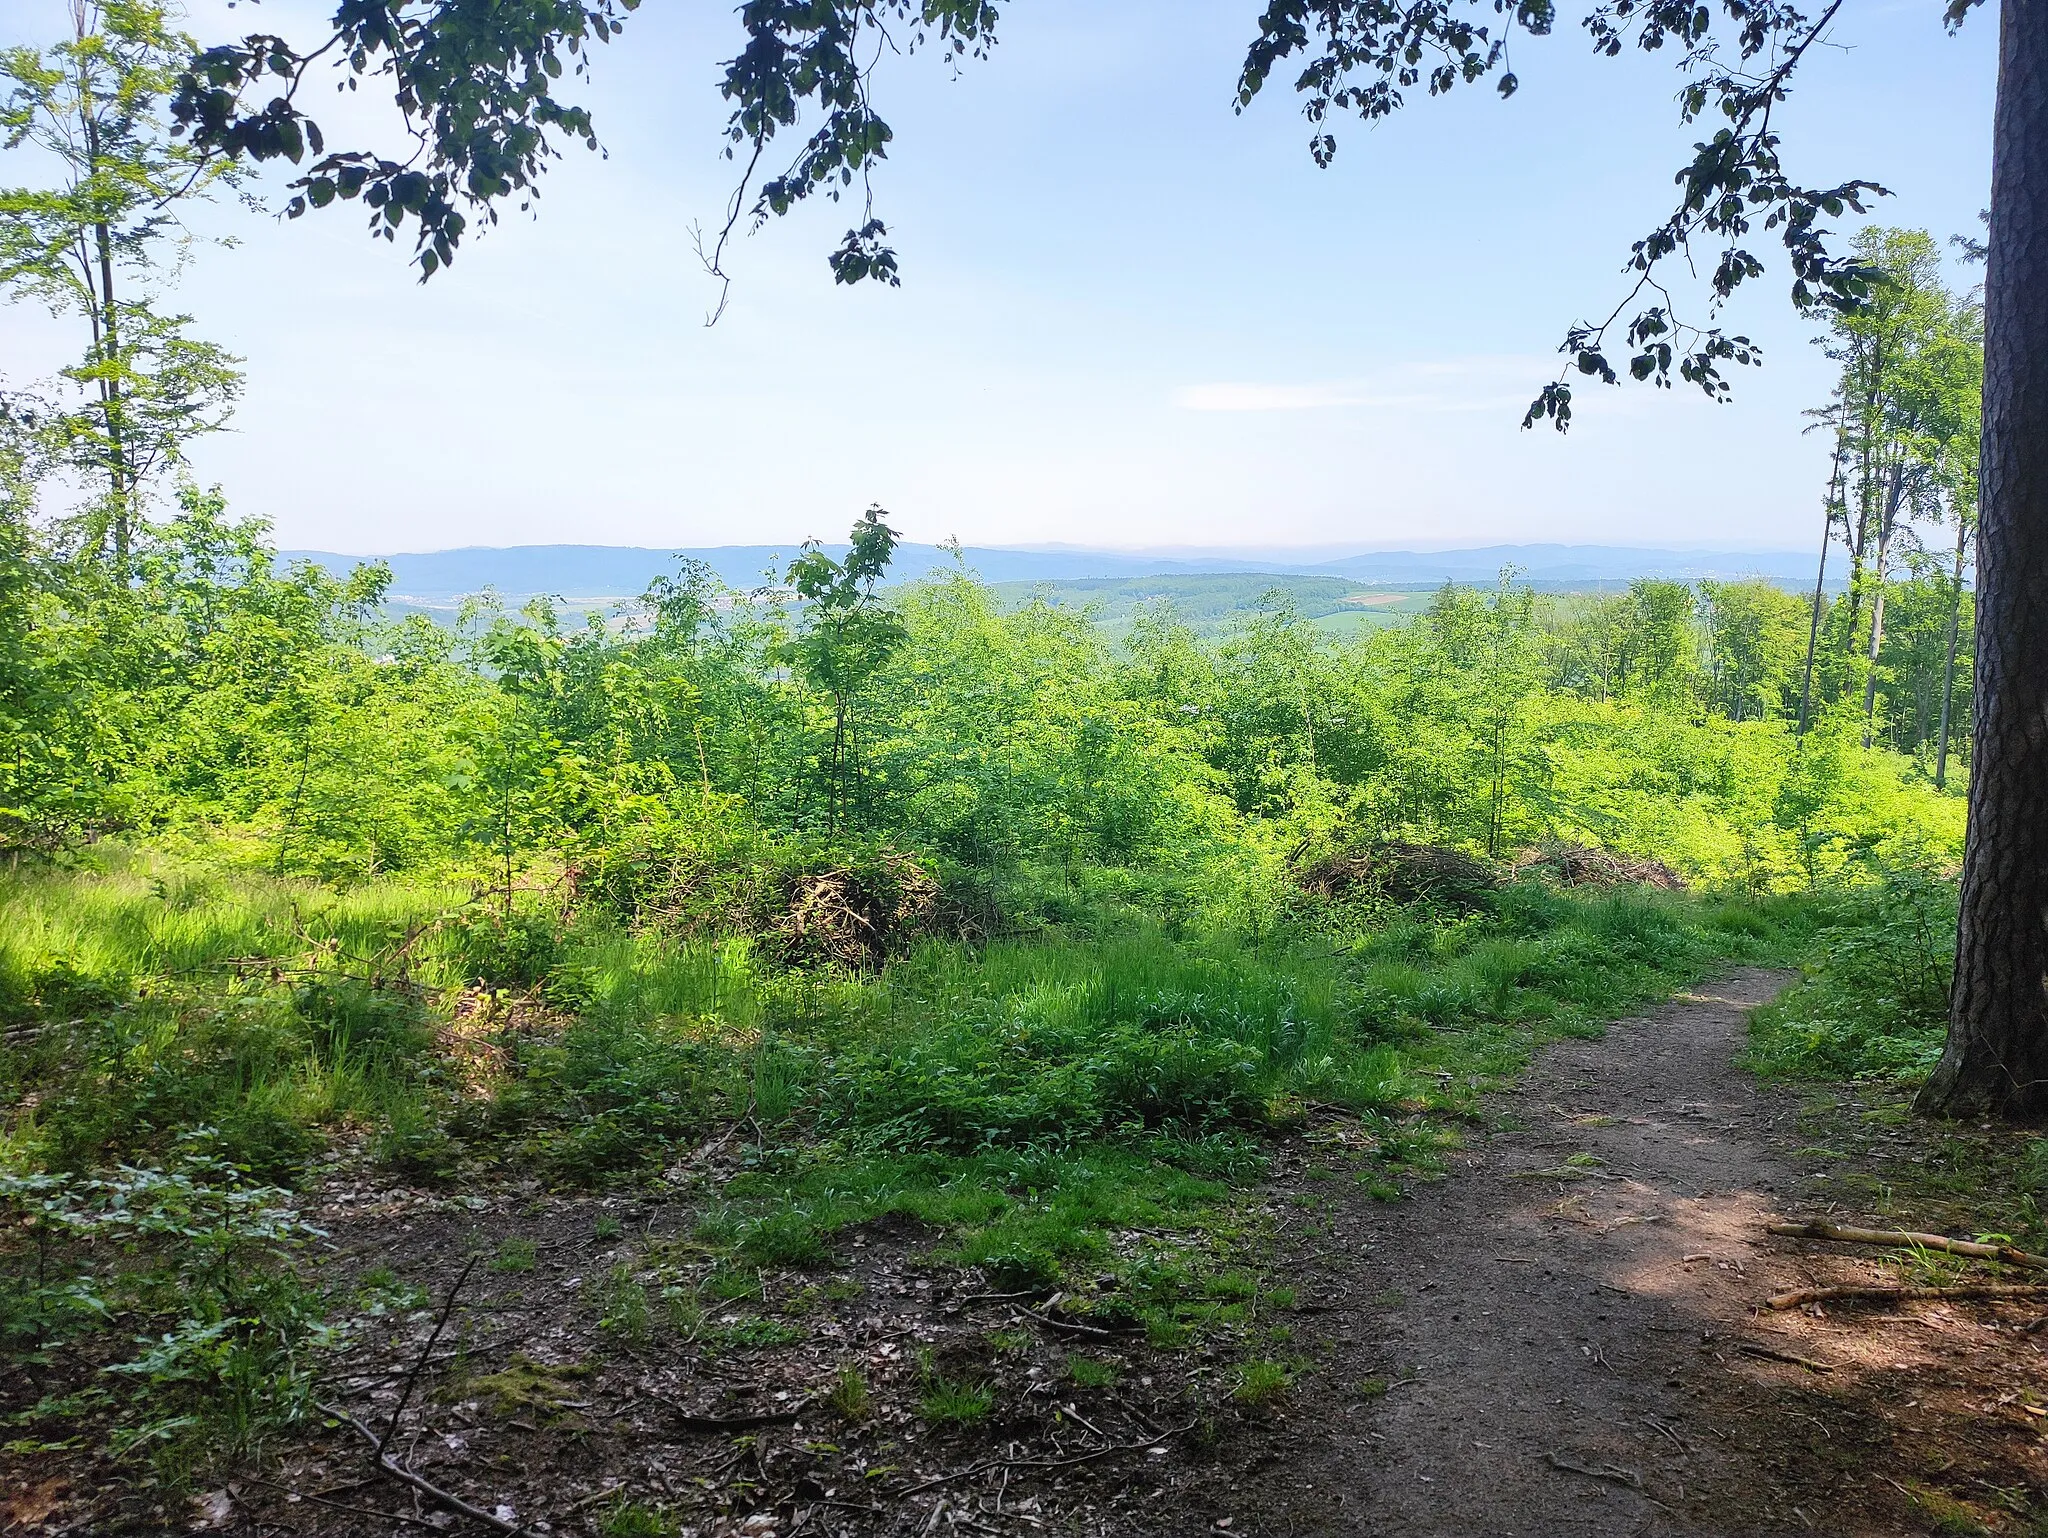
[1919,0,2048,1120]
[1860,464,1906,748]
[1936,513,1971,790]
[95,216,129,562]
[1797,435,1843,737]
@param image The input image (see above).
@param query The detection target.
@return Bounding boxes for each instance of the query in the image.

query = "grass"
[1744,866,1954,1084]
[827,1364,871,1420]
[1066,1354,1119,1389]
[0,847,1832,1494]
[917,1353,996,1425]
[1232,1358,1294,1405]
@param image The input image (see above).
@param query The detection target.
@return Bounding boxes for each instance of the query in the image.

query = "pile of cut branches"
[773,850,942,969]
[1510,841,1687,892]
[1295,841,1498,909]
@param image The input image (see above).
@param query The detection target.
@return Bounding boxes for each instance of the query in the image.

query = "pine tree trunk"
[1919,0,2048,1120]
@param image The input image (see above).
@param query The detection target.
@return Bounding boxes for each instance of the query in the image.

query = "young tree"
[0,1,240,561]
[783,507,906,835]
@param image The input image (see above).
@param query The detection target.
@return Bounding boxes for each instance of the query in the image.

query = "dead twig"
[648,1391,816,1432]
[382,1254,480,1457]
[1768,1282,2048,1311]
[234,1473,448,1532]
[1011,1305,1122,1338]
[1640,1417,1690,1453]
[1736,1342,1836,1373]
[1767,1220,2048,1272]
[896,1420,1194,1497]
[1541,1451,1643,1489]
[319,1401,532,1536]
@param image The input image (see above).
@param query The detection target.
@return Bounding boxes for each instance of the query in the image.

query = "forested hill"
[281,541,1826,602]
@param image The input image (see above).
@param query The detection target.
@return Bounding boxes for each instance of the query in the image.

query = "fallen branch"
[1768,1282,2048,1311]
[1736,1342,1835,1373]
[1767,1221,2048,1271]
[649,1392,816,1431]
[235,1473,448,1532]
[383,1254,480,1456]
[896,1420,1194,1497]
[1011,1305,1123,1338]
[319,1401,531,1536]
[1541,1451,1642,1489]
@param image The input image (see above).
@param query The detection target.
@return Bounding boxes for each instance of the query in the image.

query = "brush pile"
[771,851,942,969]
[1510,841,1687,891]
[1295,841,1499,909]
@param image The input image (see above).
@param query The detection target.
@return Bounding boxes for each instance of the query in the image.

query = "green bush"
[1747,867,1956,1082]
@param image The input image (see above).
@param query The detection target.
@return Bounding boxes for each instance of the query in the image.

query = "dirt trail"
[1243,968,1870,1537]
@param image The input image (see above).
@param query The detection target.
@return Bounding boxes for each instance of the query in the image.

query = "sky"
[0,1,1999,556]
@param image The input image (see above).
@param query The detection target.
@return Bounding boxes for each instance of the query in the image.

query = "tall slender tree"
[0,0,240,560]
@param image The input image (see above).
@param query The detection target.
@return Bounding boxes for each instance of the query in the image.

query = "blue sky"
[2,2,1998,555]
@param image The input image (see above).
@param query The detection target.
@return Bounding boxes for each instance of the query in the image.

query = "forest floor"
[18,969,2048,1538]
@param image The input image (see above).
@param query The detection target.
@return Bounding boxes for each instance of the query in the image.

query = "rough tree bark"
[1919,0,2048,1119]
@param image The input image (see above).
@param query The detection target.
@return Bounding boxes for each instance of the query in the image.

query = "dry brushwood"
[1295,841,1498,908]
[1509,841,1687,892]
[773,852,941,968]
[1769,1282,2048,1310]
[1767,1220,2048,1271]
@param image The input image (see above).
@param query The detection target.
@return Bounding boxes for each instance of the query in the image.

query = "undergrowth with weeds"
[0,848,1830,1501]
[1745,863,1957,1085]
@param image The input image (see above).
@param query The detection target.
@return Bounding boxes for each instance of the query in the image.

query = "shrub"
[1748,867,1956,1082]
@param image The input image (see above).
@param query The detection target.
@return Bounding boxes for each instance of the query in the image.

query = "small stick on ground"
[648,1392,816,1431]
[1541,1451,1643,1490]
[1768,1282,2048,1311]
[235,1473,448,1533]
[1767,1221,2048,1271]
[382,1253,480,1457]
[320,1401,532,1536]
[1737,1342,1836,1373]
[897,1420,1195,1497]
[1012,1305,1121,1338]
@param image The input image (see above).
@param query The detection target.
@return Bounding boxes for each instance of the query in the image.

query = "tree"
[0,1,241,561]
[1701,579,1804,723]
[783,507,907,836]
[167,1,2042,1115]
[1917,6,2048,1118]
[1812,230,1981,750]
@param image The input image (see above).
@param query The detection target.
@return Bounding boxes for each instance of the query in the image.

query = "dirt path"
[1237,968,1867,1537]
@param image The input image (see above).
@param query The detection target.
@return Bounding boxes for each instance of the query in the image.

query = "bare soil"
[1221,967,2048,1537]
[12,970,2048,1538]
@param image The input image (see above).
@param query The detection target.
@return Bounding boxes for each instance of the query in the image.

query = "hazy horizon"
[1,3,1996,555]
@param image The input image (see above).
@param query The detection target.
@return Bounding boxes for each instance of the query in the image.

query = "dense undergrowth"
[1747,863,1959,1084]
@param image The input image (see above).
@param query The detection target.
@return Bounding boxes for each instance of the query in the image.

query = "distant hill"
[282,542,1824,605]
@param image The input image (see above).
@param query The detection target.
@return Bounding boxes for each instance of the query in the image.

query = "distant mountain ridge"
[280,541,1824,602]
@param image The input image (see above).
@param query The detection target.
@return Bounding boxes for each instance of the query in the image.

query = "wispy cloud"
[1174,382,1373,412]
[1173,358,1552,415]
